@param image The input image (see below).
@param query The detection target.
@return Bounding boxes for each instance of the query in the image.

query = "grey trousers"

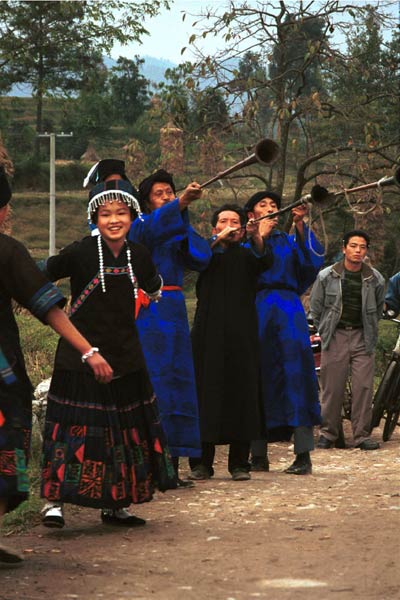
[319,328,374,445]
[251,426,314,457]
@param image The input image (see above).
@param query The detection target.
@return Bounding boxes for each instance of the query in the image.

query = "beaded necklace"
[97,234,138,298]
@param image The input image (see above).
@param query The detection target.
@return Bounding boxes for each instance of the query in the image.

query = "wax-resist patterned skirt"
[41,369,177,509]
[0,377,32,513]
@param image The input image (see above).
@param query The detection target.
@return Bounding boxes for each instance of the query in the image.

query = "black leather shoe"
[177,478,195,488]
[285,461,312,475]
[316,435,334,449]
[101,508,146,526]
[356,439,380,451]
[284,452,312,475]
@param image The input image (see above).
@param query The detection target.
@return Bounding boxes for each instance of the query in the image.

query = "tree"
[61,60,113,159]
[110,57,150,126]
[156,64,192,130]
[182,1,398,200]
[192,87,230,133]
[0,0,169,154]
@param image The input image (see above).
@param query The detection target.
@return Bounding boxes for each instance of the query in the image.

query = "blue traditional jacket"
[253,226,324,432]
[128,199,211,457]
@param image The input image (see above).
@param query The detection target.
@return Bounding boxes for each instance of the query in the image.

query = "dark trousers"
[251,426,314,457]
[189,441,250,476]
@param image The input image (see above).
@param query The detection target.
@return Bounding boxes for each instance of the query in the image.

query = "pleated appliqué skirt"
[0,378,32,513]
[41,369,177,509]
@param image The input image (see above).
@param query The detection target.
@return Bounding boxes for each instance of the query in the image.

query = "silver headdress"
[87,179,143,223]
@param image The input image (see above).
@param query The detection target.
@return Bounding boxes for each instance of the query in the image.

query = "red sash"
[135,285,182,318]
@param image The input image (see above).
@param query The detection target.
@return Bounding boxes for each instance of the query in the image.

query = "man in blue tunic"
[129,169,211,486]
[245,190,324,475]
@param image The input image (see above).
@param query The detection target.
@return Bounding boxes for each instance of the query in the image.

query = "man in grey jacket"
[310,230,385,450]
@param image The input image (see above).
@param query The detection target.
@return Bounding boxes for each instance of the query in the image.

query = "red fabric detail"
[52,423,59,441]
[75,444,85,463]
[135,289,151,319]
[134,285,182,319]
[57,464,65,481]
[153,438,162,454]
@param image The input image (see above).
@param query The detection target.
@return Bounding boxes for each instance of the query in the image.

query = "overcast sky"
[111,0,234,64]
[111,0,398,65]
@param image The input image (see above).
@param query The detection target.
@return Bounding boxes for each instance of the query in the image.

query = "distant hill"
[8,55,177,97]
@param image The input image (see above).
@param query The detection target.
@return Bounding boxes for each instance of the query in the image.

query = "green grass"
[11,191,89,254]
[16,313,60,388]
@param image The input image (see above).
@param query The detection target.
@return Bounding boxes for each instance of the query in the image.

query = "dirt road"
[1,424,399,600]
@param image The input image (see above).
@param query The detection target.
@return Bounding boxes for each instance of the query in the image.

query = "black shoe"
[177,477,195,488]
[316,435,334,449]
[250,457,270,472]
[284,452,312,475]
[231,468,251,481]
[188,465,212,480]
[101,508,146,527]
[0,544,24,564]
[356,439,380,451]
[42,503,65,529]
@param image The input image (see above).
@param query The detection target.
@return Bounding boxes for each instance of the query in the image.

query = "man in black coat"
[189,204,273,481]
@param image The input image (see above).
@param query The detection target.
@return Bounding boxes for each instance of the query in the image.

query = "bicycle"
[370,316,400,441]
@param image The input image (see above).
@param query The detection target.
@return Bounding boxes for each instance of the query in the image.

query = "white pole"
[37,132,73,257]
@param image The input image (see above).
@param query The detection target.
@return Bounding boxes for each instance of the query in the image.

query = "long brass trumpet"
[199,138,280,189]
[324,165,400,201]
[250,166,400,225]
[247,184,330,226]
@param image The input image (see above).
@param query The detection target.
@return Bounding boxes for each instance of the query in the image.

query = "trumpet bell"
[310,184,331,206]
[254,138,280,166]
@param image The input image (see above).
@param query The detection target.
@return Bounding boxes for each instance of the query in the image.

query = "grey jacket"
[310,260,385,354]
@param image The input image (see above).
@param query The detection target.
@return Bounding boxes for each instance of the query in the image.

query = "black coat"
[191,242,273,443]
[45,236,161,376]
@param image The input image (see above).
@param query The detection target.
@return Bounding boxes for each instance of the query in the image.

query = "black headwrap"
[0,165,12,208]
[138,169,176,210]
[244,190,282,212]
[83,159,131,188]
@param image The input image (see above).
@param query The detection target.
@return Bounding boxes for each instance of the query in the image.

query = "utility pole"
[38,132,73,256]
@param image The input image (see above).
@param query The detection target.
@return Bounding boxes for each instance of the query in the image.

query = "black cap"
[83,159,130,188]
[0,165,12,208]
[138,169,176,205]
[244,190,282,212]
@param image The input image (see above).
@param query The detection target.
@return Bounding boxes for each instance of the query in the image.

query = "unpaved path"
[1,424,399,600]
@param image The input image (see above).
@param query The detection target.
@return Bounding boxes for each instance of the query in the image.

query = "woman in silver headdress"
[40,177,176,529]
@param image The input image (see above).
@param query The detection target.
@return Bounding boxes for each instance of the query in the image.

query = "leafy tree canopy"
[0,0,169,144]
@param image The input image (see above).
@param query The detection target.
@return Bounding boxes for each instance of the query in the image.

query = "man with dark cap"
[0,166,112,563]
[244,191,324,475]
[128,169,211,485]
[189,204,273,481]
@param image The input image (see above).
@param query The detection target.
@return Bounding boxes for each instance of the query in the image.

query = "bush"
[13,155,48,190]
[375,319,399,377]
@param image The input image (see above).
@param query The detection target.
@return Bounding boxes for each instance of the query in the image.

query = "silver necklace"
[97,235,138,296]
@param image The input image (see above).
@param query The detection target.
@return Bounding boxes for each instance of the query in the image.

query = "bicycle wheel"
[383,409,400,441]
[371,360,399,430]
